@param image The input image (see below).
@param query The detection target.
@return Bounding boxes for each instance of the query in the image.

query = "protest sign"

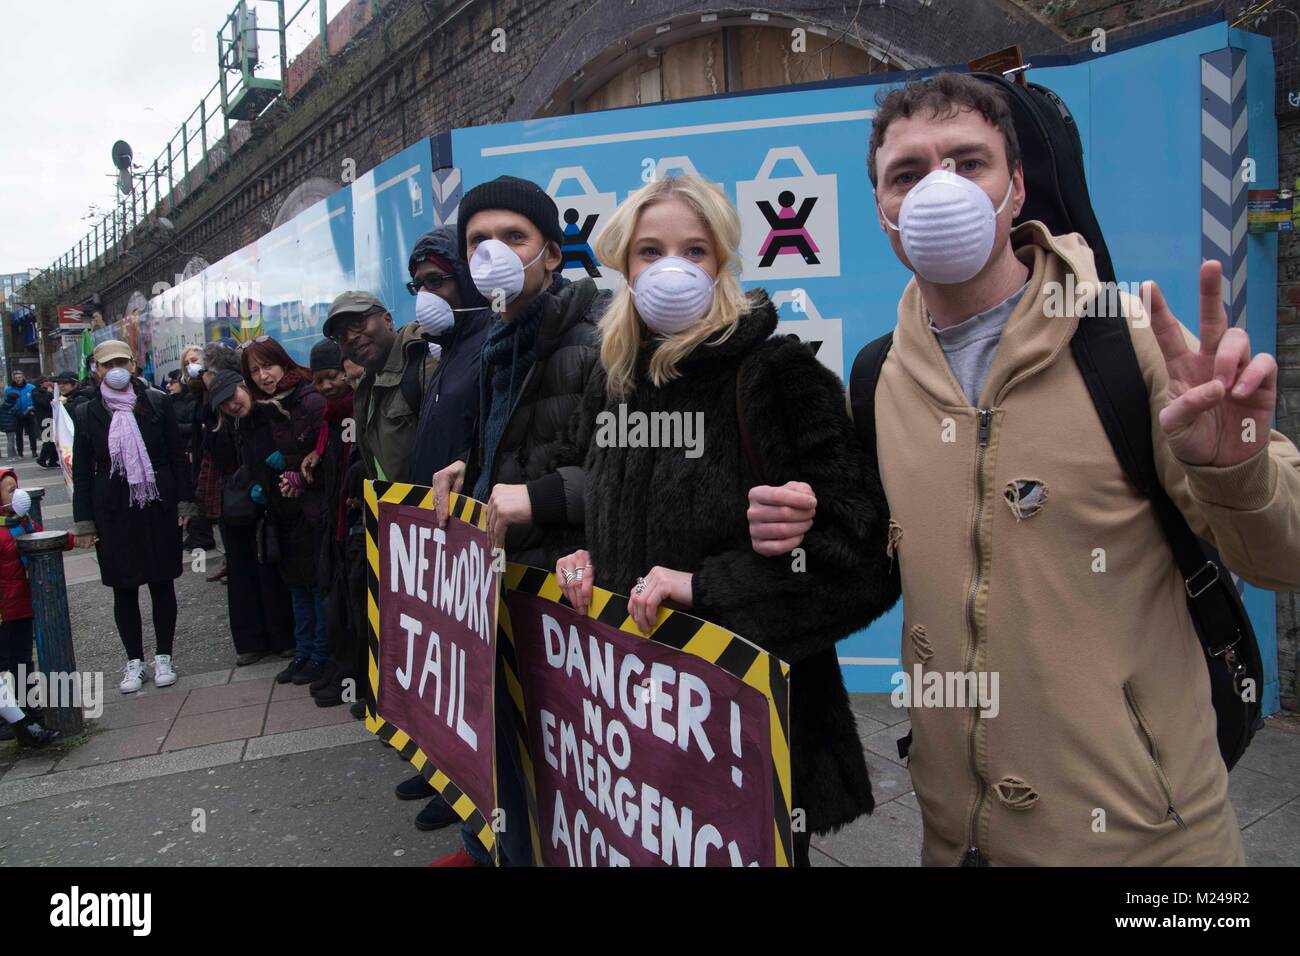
[365,480,501,856]
[500,564,793,867]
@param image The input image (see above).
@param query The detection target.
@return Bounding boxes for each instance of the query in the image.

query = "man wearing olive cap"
[322,291,436,485]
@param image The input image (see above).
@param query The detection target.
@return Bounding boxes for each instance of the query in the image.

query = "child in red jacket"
[0,468,61,747]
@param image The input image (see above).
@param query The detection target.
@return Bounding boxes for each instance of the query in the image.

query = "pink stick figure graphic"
[757,190,820,267]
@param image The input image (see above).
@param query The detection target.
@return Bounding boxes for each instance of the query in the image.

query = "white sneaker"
[152,654,177,688]
[120,659,147,694]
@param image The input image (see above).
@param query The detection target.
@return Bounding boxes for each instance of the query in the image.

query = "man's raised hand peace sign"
[1149,260,1277,469]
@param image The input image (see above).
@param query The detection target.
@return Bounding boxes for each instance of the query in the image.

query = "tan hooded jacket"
[872,222,1300,865]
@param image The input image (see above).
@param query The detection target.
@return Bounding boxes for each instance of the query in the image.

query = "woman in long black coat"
[72,341,199,694]
[554,175,899,866]
[203,362,296,666]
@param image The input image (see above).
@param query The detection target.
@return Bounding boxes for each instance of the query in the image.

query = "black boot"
[11,718,61,749]
[309,663,338,694]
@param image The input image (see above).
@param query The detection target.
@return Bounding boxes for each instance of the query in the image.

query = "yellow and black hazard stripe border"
[363,479,498,860]
[499,562,794,867]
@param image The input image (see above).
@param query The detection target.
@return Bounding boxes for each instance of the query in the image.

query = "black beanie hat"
[309,338,345,373]
[457,175,563,259]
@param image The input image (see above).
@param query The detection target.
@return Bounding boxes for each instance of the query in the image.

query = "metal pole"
[320,0,328,68]
[17,530,84,737]
[166,140,174,207]
[181,119,189,197]
[200,100,210,181]
[277,0,288,89]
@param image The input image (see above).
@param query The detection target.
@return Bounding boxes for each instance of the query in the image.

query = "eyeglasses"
[406,272,455,296]
[328,308,385,343]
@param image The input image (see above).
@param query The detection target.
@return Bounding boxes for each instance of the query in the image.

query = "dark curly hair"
[867,72,1021,188]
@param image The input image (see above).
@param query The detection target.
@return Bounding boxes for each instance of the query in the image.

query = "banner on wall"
[364,481,501,858]
[501,565,793,867]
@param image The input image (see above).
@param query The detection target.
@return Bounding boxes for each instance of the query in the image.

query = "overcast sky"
[0,0,345,276]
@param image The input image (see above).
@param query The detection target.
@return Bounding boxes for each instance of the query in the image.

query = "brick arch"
[506,0,1061,121]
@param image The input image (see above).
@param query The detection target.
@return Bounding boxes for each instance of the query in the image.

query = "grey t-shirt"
[930,281,1030,407]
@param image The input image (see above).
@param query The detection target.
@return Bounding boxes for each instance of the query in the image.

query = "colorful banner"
[500,565,792,867]
[364,480,501,857]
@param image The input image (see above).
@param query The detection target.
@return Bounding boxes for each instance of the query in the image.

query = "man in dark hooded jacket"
[406,226,493,486]
[391,226,497,833]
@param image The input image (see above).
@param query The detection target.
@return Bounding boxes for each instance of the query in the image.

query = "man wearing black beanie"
[430,174,608,867]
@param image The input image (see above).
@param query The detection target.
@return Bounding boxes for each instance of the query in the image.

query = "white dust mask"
[629,257,718,334]
[104,367,132,390]
[186,363,204,378]
[414,289,477,336]
[881,169,1015,285]
[469,239,546,305]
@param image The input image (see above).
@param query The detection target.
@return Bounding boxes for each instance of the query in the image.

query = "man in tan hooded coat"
[748,73,1300,865]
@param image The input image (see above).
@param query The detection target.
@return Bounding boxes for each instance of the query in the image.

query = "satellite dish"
[112,140,134,195]
[111,140,133,170]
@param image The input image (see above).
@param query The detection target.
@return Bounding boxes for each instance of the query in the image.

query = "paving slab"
[812,798,924,866]
[178,678,273,718]
[850,692,910,727]
[810,845,846,867]
[1227,763,1300,828]
[0,757,59,782]
[163,704,264,751]
[863,749,916,805]
[1239,796,1300,867]
[271,679,312,701]
[93,691,188,730]
[264,697,356,735]
[230,658,288,683]
[1236,724,1300,782]
[54,720,172,772]
[861,719,912,766]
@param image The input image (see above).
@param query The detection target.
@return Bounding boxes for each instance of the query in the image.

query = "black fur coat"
[555,292,901,834]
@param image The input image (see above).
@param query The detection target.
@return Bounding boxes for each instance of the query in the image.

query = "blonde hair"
[592,174,750,400]
[180,346,203,385]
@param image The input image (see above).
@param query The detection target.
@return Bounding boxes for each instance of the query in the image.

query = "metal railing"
[39,0,340,300]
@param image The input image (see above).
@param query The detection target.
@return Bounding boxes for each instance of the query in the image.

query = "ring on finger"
[634,577,647,594]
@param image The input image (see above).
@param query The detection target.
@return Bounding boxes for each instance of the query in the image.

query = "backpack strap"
[848,331,894,458]
[1070,308,1257,734]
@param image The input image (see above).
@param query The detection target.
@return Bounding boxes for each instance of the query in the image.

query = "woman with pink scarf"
[71,340,199,694]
